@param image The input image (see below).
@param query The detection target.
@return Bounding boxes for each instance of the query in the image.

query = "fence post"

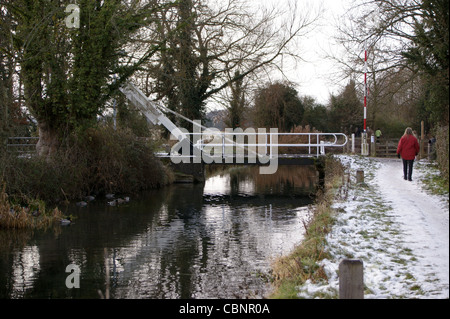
[356,170,364,183]
[351,134,355,154]
[370,135,376,157]
[222,133,225,159]
[361,133,369,156]
[339,259,364,299]
[320,141,325,155]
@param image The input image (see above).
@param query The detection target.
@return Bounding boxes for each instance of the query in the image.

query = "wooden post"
[351,134,355,154]
[370,135,376,157]
[356,170,364,183]
[339,259,364,299]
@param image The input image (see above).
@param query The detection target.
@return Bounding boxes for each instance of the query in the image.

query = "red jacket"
[397,135,420,160]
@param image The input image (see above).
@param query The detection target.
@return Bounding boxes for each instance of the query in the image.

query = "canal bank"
[269,155,345,298]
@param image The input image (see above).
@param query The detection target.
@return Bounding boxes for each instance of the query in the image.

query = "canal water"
[0,165,318,299]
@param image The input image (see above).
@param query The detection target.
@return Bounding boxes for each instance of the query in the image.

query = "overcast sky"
[283,0,355,105]
[204,0,357,111]
[294,0,349,104]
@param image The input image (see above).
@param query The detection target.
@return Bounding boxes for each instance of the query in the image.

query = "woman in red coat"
[397,127,420,181]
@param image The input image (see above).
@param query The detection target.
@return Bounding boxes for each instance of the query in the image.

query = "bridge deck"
[156,153,317,166]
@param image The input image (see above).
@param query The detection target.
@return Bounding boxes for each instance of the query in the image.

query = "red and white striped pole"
[364,45,368,133]
[362,44,369,156]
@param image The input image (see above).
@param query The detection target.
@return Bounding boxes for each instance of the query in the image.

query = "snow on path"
[376,158,449,298]
[297,155,449,299]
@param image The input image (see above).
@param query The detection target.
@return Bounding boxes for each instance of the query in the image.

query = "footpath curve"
[297,155,449,299]
[375,158,449,297]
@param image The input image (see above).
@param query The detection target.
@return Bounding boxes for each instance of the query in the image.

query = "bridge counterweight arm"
[119,83,187,141]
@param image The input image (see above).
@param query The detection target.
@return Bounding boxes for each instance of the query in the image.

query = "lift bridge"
[119,83,347,173]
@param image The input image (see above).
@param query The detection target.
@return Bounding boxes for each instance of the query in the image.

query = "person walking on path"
[397,127,420,181]
[375,128,382,143]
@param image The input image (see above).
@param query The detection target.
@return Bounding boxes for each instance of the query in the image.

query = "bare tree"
[134,0,320,127]
[328,0,431,129]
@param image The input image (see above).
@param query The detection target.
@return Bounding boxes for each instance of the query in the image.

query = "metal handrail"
[168,132,348,158]
[121,82,348,160]
[6,137,38,153]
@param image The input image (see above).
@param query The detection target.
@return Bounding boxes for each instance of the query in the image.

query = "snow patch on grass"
[297,155,449,299]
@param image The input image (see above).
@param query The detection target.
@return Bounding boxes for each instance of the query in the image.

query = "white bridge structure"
[119,83,348,167]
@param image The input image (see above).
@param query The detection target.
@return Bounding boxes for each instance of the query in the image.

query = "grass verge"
[269,155,344,299]
[0,182,63,230]
[416,161,449,197]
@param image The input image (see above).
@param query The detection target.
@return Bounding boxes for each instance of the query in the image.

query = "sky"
[276,0,353,105]
[206,0,354,112]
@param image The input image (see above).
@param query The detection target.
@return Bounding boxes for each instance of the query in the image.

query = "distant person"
[429,136,436,146]
[355,127,361,137]
[428,136,437,160]
[397,127,420,181]
[375,128,382,143]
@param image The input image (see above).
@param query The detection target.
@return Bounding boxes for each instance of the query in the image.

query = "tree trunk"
[36,122,60,159]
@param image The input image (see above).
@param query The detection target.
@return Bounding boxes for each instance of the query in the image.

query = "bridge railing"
[164,132,348,159]
[5,137,39,154]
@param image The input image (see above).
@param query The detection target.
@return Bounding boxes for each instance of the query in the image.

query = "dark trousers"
[402,159,414,180]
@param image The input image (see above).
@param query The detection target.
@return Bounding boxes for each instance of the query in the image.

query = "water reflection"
[0,165,317,299]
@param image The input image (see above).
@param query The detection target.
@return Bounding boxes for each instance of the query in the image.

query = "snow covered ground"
[297,155,449,299]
